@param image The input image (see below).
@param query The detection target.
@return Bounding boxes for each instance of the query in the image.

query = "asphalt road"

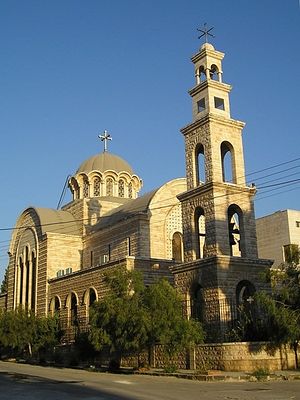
[0,361,299,400]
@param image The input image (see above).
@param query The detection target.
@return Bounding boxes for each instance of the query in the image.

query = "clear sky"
[0,0,300,280]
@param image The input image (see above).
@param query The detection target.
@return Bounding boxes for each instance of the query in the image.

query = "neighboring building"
[256,209,300,267]
[2,39,273,342]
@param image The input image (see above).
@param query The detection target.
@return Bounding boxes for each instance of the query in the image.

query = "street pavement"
[0,361,299,400]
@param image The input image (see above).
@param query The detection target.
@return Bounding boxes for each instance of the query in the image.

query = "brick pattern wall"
[120,342,299,372]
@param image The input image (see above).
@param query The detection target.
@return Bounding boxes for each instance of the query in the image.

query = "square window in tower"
[214,97,225,110]
[197,98,206,113]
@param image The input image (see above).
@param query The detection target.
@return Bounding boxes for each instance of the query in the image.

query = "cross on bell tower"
[98,130,112,152]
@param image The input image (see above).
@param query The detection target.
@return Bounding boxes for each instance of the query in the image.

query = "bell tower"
[178,40,258,261]
[173,34,272,341]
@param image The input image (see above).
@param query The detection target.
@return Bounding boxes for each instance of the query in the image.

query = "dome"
[201,42,215,51]
[76,152,134,175]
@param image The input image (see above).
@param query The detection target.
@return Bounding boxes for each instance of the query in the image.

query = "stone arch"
[236,280,256,306]
[118,178,125,197]
[195,143,205,185]
[194,207,206,259]
[198,65,207,83]
[210,64,219,80]
[49,295,61,316]
[92,175,101,197]
[236,280,257,326]
[221,141,236,183]
[228,204,244,257]
[66,291,79,327]
[83,287,98,321]
[69,177,80,200]
[190,283,204,322]
[172,231,183,262]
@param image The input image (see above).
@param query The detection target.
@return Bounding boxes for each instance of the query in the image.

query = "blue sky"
[0,0,300,280]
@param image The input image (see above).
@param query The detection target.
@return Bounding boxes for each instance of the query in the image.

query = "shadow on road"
[0,371,136,400]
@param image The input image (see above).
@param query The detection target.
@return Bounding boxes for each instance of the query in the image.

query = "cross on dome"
[98,130,112,152]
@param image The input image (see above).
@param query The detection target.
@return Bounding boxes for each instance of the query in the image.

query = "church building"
[2,38,272,341]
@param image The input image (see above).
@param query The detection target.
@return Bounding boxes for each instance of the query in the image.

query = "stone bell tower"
[173,38,272,341]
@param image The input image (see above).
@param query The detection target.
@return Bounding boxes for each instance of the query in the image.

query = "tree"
[143,279,205,358]
[0,307,61,359]
[0,267,8,294]
[89,269,148,368]
[254,261,300,368]
[89,270,205,368]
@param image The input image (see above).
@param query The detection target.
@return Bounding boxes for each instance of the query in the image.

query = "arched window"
[18,257,24,305]
[25,246,30,305]
[210,64,219,81]
[106,177,114,196]
[93,177,101,197]
[191,285,204,322]
[195,144,205,185]
[172,232,183,262]
[118,179,125,197]
[128,182,133,198]
[89,288,97,306]
[68,292,78,327]
[236,280,256,306]
[84,288,98,322]
[83,178,89,198]
[195,208,206,259]
[228,205,243,257]
[199,65,207,82]
[50,296,61,316]
[31,251,36,311]
[221,141,235,183]
[236,281,256,329]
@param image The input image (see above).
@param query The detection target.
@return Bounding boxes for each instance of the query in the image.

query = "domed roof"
[76,152,134,175]
[201,42,215,51]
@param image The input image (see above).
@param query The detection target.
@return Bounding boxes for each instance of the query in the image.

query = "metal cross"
[197,23,215,43]
[98,130,112,152]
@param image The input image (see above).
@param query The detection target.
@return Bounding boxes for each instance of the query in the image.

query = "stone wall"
[120,342,299,372]
[194,342,298,372]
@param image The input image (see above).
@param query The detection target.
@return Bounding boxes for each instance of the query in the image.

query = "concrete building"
[256,209,300,267]
[1,39,273,341]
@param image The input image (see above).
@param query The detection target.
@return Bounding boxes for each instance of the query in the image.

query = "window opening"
[70,293,78,326]
[228,212,241,257]
[118,179,125,197]
[221,142,234,183]
[106,178,113,196]
[196,144,205,185]
[214,97,225,110]
[83,179,89,198]
[93,177,101,196]
[197,98,206,113]
[199,66,207,82]
[195,208,206,259]
[172,232,183,262]
[210,64,219,81]
[128,182,133,198]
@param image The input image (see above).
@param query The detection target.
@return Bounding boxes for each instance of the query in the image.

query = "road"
[0,361,299,400]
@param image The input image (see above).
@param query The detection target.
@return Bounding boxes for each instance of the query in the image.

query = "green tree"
[89,269,148,368]
[143,279,205,358]
[89,270,205,368]
[0,267,8,294]
[254,261,300,368]
[0,307,61,359]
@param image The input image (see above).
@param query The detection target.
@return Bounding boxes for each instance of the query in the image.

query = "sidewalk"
[132,367,300,382]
